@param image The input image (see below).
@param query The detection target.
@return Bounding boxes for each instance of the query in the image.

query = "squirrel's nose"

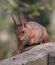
[20,37,24,40]
[18,36,24,40]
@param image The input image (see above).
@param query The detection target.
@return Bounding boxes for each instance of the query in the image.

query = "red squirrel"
[12,13,51,54]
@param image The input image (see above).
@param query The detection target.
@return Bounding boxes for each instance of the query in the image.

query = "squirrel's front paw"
[16,49,22,55]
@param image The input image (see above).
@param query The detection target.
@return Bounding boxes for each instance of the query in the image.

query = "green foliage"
[20,0,37,4]
[2,5,11,13]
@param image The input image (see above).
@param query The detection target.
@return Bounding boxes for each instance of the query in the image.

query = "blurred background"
[0,0,55,60]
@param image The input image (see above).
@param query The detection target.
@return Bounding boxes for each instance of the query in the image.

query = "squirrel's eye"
[22,30,25,33]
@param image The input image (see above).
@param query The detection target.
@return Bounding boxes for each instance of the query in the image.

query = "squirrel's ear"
[19,13,27,26]
[12,16,17,27]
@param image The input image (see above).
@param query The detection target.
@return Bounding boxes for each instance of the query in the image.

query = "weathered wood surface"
[0,42,55,65]
[48,51,55,65]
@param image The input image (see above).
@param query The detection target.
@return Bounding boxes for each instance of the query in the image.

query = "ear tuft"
[19,13,27,26]
[11,16,17,27]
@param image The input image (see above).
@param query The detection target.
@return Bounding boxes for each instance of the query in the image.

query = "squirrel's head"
[12,13,31,41]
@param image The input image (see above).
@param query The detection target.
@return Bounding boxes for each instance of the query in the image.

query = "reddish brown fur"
[12,13,51,55]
